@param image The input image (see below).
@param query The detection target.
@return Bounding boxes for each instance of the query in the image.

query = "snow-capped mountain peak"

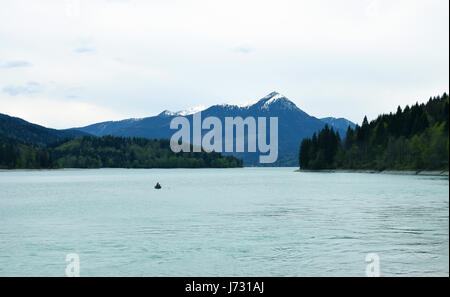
[158,110,177,117]
[176,105,207,116]
[156,92,301,118]
[263,94,287,106]
[261,91,285,101]
[157,106,207,117]
[256,92,298,111]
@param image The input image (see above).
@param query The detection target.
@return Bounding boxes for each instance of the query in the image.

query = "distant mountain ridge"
[75,92,355,166]
[320,117,356,133]
[0,113,90,145]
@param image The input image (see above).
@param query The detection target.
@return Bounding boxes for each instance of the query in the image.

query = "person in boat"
[155,182,162,189]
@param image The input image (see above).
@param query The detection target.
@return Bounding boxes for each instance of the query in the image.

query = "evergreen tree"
[299,93,449,171]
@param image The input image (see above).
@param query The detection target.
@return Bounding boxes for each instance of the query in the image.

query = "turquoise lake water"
[0,168,448,276]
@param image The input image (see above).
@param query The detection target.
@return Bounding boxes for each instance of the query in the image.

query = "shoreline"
[0,167,244,172]
[1,167,448,176]
[297,169,449,176]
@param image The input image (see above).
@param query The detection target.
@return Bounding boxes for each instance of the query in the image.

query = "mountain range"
[0,92,356,166]
[74,92,355,166]
[0,92,355,166]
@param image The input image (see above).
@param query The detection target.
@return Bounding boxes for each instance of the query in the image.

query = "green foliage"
[299,124,341,170]
[0,135,243,169]
[299,93,449,171]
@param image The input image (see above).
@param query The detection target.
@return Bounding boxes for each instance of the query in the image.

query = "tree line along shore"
[296,169,449,176]
[1,93,448,171]
[299,93,449,172]
[0,136,243,169]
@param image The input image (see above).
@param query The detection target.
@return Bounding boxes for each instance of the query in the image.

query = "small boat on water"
[154,182,162,189]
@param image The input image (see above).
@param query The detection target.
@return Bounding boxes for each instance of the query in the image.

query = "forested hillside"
[299,93,449,171]
[0,135,242,169]
[0,113,88,145]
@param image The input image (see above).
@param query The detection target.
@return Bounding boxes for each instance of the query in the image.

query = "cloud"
[74,47,95,53]
[232,45,253,54]
[1,60,32,68]
[65,86,83,99]
[0,0,447,126]
[2,82,43,96]
[0,96,127,129]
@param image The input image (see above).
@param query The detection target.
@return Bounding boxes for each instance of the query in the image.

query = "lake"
[0,168,448,276]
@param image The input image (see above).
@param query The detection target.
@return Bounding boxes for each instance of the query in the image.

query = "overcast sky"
[0,0,448,128]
